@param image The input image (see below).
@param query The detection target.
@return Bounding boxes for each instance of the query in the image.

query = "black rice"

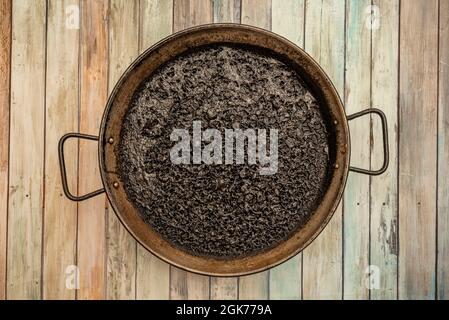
[117,44,332,259]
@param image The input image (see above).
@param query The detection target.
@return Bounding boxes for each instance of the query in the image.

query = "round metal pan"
[58,24,388,276]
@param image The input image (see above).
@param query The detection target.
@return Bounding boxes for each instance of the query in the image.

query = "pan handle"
[58,133,105,201]
[347,108,389,176]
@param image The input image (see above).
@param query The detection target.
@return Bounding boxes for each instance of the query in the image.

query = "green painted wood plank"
[343,0,371,300]
[209,0,241,301]
[370,0,399,300]
[269,0,304,300]
[302,0,345,300]
[238,0,271,301]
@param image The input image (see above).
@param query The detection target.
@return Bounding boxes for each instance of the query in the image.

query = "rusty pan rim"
[98,23,351,277]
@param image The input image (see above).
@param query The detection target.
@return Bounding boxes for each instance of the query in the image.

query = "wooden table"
[0,0,447,300]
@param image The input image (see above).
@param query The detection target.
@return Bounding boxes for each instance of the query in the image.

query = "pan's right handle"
[58,133,105,201]
[347,108,389,176]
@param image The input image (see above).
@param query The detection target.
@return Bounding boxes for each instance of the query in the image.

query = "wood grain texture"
[209,0,240,301]
[106,0,139,300]
[343,0,371,300]
[238,0,271,301]
[399,0,438,300]
[173,0,213,32]
[7,0,46,300]
[438,0,449,300]
[170,267,210,300]
[135,0,173,300]
[170,0,212,300]
[241,0,270,30]
[271,0,304,46]
[139,0,173,50]
[43,0,79,300]
[302,0,345,300]
[77,0,108,300]
[269,255,301,300]
[239,272,269,300]
[370,0,398,300]
[210,277,238,300]
[269,0,304,300]
[0,0,11,301]
[2,0,448,301]
[213,0,241,23]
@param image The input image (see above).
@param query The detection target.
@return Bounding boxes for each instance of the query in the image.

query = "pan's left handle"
[347,108,389,176]
[58,133,105,201]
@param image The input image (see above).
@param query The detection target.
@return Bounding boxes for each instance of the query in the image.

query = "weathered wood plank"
[170,266,210,300]
[209,0,240,301]
[271,0,304,46]
[173,0,213,32]
[7,0,46,300]
[170,0,213,300]
[0,0,11,301]
[399,0,438,300]
[210,277,238,300]
[106,0,139,300]
[269,0,304,300]
[43,0,79,300]
[239,272,269,300]
[269,255,301,300]
[438,0,449,300]
[213,0,241,23]
[77,0,109,300]
[135,0,173,300]
[302,0,345,300]
[237,0,271,301]
[370,0,399,300]
[136,250,170,299]
[139,0,173,51]
[241,0,270,30]
[343,0,371,300]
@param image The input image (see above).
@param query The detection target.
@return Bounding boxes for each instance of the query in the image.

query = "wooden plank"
[210,277,238,300]
[170,0,213,300]
[7,0,46,300]
[343,0,371,300]
[213,0,241,23]
[173,0,214,32]
[302,0,345,300]
[370,0,399,300]
[438,0,449,300]
[269,255,301,300]
[399,0,438,300]
[77,0,109,300]
[0,0,11,301]
[106,0,139,300]
[237,0,271,300]
[269,0,304,300]
[239,272,268,300]
[139,0,173,51]
[135,0,173,300]
[209,0,241,301]
[241,0,270,30]
[170,267,210,300]
[43,0,79,300]
[271,0,304,46]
